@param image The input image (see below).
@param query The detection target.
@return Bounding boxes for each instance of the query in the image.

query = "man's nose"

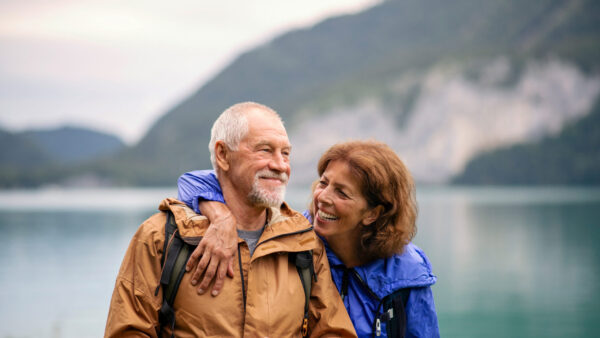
[269,151,289,173]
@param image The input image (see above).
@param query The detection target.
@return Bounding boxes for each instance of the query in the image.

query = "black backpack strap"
[290,250,315,338]
[347,268,410,338]
[381,288,411,338]
[156,211,194,338]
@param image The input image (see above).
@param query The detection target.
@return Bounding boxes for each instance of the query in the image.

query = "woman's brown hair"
[315,140,417,261]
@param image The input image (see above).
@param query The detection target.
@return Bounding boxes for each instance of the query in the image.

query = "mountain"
[5,0,599,187]
[97,0,599,186]
[0,127,125,187]
[0,129,52,168]
[453,97,600,185]
[21,126,125,164]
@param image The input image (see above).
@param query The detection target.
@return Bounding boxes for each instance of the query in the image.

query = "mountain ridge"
[0,126,125,187]
[3,0,599,187]
[104,0,599,185]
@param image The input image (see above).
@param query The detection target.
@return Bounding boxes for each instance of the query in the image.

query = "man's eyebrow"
[254,141,292,150]
[253,141,272,148]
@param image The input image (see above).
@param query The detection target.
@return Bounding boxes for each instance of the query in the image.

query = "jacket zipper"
[346,268,386,337]
[238,245,246,310]
[237,226,312,308]
[341,269,350,302]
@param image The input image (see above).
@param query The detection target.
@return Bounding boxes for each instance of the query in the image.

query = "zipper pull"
[375,317,381,336]
[341,269,349,302]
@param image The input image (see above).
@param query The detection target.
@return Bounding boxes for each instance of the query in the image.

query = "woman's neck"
[325,232,366,268]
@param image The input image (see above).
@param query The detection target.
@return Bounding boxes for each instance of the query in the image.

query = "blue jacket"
[178,170,440,338]
[323,235,439,337]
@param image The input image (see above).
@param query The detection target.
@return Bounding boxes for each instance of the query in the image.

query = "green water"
[0,186,598,337]
[415,186,600,337]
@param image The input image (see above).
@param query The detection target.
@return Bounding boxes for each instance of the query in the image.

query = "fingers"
[189,246,236,296]
[209,260,230,296]
[197,257,218,295]
[191,249,212,288]
[186,242,204,273]
[227,260,234,278]
[185,217,238,295]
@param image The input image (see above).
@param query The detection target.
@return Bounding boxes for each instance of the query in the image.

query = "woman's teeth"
[318,210,339,221]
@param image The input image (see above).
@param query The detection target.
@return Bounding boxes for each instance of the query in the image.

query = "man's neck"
[220,181,267,231]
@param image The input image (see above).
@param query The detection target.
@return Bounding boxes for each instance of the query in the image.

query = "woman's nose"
[316,187,333,205]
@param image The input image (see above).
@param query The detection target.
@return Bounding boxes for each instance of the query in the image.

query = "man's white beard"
[248,169,288,207]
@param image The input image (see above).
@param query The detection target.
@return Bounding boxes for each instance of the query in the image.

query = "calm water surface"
[0,186,598,338]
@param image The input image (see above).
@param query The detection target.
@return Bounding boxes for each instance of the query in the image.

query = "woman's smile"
[312,160,374,242]
[316,210,339,222]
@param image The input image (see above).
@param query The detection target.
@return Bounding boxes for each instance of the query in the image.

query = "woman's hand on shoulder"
[185,201,237,296]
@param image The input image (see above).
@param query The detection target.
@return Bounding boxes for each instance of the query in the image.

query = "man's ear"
[361,205,383,226]
[214,141,230,172]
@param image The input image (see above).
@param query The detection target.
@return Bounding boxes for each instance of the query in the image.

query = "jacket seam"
[115,275,157,305]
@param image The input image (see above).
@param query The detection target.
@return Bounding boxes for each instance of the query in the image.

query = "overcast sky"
[0,0,379,144]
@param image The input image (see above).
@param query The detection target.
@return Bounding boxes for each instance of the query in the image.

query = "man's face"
[227,109,291,208]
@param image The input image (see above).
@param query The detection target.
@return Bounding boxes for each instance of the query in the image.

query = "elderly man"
[105,102,355,337]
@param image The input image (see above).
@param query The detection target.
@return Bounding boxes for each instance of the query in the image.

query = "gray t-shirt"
[237,226,265,256]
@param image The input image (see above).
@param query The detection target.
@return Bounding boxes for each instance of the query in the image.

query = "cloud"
[0,0,380,143]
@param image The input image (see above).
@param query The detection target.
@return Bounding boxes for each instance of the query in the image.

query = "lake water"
[0,186,599,337]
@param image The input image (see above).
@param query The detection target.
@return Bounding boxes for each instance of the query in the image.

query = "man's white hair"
[209,102,282,170]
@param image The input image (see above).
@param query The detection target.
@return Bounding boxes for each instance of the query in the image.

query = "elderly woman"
[178,140,439,338]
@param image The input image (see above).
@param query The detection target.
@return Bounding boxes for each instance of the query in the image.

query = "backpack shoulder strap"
[290,250,315,338]
[347,268,410,338]
[156,210,194,338]
[381,288,411,338]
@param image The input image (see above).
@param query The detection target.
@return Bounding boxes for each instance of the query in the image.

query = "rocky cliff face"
[7,0,600,187]
[289,58,600,184]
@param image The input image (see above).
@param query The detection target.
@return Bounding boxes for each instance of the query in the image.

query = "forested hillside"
[21,127,124,164]
[102,0,599,185]
[3,0,599,187]
[0,127,124,187]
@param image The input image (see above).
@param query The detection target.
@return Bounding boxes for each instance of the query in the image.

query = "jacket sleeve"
[405,286,440,338]
[105,216,164,338]
[308,243,357,337]
[177,170,224,213]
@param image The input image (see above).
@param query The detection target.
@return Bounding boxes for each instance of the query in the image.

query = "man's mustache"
[256,170,289,184]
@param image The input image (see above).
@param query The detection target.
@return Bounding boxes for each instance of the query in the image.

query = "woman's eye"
[337,189,349,198]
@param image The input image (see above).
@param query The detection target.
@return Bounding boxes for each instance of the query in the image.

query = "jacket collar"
[323,238,437,298]
[158,198,318,259]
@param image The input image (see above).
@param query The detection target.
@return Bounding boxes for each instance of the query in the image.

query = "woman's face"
[312,160,378,242]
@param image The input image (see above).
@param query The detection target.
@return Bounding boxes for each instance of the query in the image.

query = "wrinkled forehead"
[245,109,289,140]
[245,107,284,125]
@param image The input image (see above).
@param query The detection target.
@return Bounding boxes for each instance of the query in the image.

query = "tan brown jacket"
[105,198,356,337]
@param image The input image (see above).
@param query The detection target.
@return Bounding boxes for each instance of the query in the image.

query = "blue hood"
[325,241,437,299]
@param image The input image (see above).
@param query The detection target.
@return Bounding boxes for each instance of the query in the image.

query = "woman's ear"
[361,205,384,226]
[214,141,230,172]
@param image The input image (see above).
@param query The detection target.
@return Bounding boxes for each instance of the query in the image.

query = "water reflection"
[0,210,154,338]
[0,186,599,338]
[416,187,600,338]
